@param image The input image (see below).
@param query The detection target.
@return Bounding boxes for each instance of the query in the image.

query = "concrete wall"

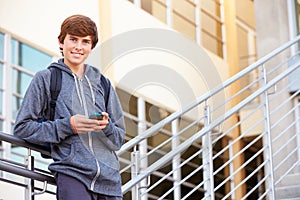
[0,0,230,198]
[89,0,229,116]
[254,0,299,183]
[0,0,100,56]
[0,0,229,114]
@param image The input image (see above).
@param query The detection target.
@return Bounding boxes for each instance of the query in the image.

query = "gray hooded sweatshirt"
[13,58,126,197]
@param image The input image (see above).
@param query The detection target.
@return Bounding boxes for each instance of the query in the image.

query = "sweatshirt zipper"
[78,77,101,191]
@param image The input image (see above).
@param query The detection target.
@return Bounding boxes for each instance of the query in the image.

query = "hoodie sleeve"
[13,70,73,145]
[100,80,126,151]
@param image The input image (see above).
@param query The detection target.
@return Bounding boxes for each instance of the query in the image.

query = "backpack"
[40,67,110,158]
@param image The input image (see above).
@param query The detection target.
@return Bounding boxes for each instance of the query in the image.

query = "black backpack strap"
[49,67,62,121]
[40,67,61,159]
[100,75,110,109]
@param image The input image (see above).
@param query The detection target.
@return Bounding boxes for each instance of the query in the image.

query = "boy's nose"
[75,42,82,49]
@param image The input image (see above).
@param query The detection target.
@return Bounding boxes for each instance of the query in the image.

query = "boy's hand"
[70,112,109,134]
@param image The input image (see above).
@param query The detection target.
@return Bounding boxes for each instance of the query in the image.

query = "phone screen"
[89,112,103,120]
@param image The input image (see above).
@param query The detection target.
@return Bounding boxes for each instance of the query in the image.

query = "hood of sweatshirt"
[48,58,104,117]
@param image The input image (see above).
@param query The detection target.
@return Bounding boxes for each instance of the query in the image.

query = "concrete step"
[278,173,300,186]
[276,173,300,199]
[276,184,300,199]
[289,165,300,174]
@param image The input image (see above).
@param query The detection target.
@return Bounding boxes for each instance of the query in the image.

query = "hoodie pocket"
[53,141,94,164]
[98,160,121,182]
[68,142,98,170]
[52,142,73,162]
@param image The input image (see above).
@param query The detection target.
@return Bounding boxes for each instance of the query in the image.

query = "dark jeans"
[56,173,122,200]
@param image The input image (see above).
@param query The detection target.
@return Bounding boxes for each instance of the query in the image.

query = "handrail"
[0,131,55,187]
[122,61,300,193]
[0,160,56,185]
[121,34,300,194]
[0,131,51,157]
[117,34,300,156]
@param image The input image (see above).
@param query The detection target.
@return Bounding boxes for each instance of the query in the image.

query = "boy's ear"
[58,39,63,48]
[58,39,64,56]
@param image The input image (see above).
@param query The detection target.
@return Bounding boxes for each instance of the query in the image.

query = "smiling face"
[57,15,98,73]
[59,34,93,71]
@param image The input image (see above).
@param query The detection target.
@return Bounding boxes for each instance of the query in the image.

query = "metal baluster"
[202,103,215,200]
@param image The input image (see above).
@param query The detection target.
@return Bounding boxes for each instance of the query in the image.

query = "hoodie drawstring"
[85,75,96,105]
[73,73,96,108]
[73,73,83,107]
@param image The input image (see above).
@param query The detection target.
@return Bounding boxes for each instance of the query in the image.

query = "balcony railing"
[1,35,300,199]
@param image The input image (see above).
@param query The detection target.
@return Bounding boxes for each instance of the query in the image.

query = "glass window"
[0,63,3,115]
[0,91,2,115]
[12,95,22,119]
[0,32,4,59]
[9,38,53,119]
[11,39,19,65]
[295,1,300,35]
[12,68,32,96]
[11,38,52,73]
[0,63,3,89]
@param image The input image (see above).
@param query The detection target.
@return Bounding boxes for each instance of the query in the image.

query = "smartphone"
[89,112,104,120]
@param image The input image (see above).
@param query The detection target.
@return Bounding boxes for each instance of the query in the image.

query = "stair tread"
[276,185,300,199]
[277,173,300,186]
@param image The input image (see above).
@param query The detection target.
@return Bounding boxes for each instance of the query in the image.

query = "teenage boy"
[14,14,125,200]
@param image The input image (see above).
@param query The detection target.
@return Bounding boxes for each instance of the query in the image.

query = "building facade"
[1,0,300,199]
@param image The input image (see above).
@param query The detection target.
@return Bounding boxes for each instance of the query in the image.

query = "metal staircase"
[1,36,300,199]
[116,35,300,199]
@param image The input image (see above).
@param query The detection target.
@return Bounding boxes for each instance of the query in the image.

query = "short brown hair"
[58,14,98,49]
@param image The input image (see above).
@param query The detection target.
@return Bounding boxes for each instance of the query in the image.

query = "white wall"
[0,0,231,198]
[0,0,99,55]
[0,0,229,114]
[92,0,228,115]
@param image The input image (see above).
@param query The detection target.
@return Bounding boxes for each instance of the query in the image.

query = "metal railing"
[1,35,300,199]
[117,35,300,199]
[0,132,56,199]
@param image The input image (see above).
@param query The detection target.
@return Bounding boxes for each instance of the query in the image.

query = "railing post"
[261,65,276,199]
[172,119,181,200]
[24,149,34,200]
[202,104,215,200]
[137,97,148,200]
[131,150,141,200]
[293,98,300,163]
[228,141,235,200]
